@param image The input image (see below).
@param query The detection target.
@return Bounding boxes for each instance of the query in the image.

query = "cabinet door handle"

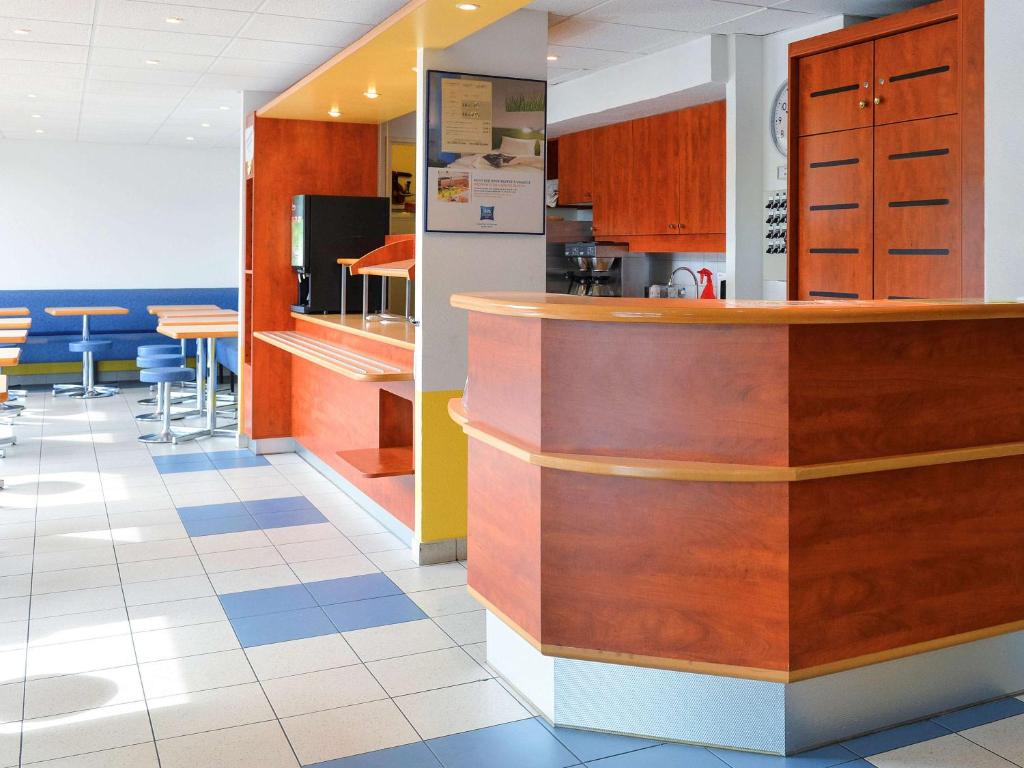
[858,100,867,109]
[874,96,882,105]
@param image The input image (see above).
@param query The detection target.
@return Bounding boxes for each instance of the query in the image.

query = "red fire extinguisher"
[697,268,717,299]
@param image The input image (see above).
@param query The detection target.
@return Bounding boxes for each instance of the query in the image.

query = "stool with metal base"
[136,354,187,422]
[137,344,185,406]
[66,339,118,399]
[138,367,196,444]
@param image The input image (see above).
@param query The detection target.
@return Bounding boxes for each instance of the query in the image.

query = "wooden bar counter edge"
[448,292,1024,755]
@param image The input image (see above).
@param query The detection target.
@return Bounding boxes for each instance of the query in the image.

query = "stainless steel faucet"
[669,266,700,299]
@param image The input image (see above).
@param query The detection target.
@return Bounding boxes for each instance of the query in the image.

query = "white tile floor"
[1,385,1023,768]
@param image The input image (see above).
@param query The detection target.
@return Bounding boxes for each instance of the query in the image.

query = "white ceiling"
[535,0,933,84]
[0,0,934,146]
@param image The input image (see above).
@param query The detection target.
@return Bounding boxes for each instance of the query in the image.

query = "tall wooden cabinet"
[788,0,983,300]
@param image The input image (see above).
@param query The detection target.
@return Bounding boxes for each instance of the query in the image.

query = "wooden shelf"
[337,446,414,478]
[254,330,412,382]
[292,313,416,350]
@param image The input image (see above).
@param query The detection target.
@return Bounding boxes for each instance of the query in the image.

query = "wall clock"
[770,81,788,157]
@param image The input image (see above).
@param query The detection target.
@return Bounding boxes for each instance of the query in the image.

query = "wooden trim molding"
[451,294,1023,325]
[450,399,1024,483]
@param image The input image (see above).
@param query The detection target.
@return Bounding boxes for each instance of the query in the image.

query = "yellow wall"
[417,389,468,542]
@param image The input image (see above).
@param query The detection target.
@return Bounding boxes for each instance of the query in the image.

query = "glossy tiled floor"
[1,386,1023,767]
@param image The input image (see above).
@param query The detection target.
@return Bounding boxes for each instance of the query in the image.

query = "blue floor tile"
[540,720,659,762]
[427,718,580,768]
[306,573,403,607]
[932,697,1024,733]
[206,449,266,466]
[323,594,428,632]
[841,720,950,758]
[182,514,261,537]
[710,743,857,767]
[175,501,248,521]
[209,457,270,470]
[154,457,215,474]
[244,496,316,514]
[219,584,317,619]
[230,606,336,647]
[584,743,722,767]
[253,507,328,529]
[307,742,442,768]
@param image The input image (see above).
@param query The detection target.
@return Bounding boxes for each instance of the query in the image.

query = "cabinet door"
[629,112,679,235]
[678,100,726,234]
[874,115,961,299]
[797,42,874,137]
[875,20,958,126]
[796,128,874,300]
[591,121,633,239]
[557,130,593,205]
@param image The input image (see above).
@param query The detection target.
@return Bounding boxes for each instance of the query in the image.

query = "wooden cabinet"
[630,111,678,235]
[591,121,634,239]
[557,131,593,205]
[797,42,874,137]
[796,128,874,300]
[677,100,726,236]
[788,0,982,300]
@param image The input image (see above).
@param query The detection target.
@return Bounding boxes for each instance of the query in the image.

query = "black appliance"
[290,194,390,314]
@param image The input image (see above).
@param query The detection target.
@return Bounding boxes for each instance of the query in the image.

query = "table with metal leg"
[0,333,28,415]
[45,306,128,397]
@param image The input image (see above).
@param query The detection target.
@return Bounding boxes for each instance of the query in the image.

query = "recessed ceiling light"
[31,113,41,118]
[145,59,160,65]
[185,136,195,141]
[27,93,37,99]
[456,2,480,10]
[200,122,211,127]
[13,28,31,35]
[327,107,341,118]
[546,54,559,61]
[34,129,44,134]
[165,16,183,24]
[218,105,230,110]
[363,88,379,99]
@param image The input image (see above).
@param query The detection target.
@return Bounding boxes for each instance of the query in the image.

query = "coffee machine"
[290,195,390,314]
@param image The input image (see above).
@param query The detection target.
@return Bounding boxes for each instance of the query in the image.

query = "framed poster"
[424,70,547,235]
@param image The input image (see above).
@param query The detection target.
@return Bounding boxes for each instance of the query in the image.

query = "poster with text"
[425,70,546,235]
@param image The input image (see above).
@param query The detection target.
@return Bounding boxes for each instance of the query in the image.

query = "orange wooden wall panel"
[874,19,959,125]
[797,41,874,137]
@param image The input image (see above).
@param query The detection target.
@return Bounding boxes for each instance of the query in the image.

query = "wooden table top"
[0,307,29,317]
[45,306,129,316]
[157,324,238,340]
[157,307,234,317]
[337,258,360,266]
[451,294,1024,325]
[0,319,30,330]
[0,348,21,366]
[0,330,28,344]
[158,314,239,326]
[358,259,415,280]
[147,304,220,314]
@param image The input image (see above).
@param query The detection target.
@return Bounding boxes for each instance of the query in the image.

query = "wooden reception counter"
[449,292,1024,754]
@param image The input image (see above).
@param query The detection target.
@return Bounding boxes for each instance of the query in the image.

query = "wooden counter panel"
[466,441,542,639]
[540,471,790,670]
[250,337,293,439]
[289,355,414,530]
[467,314,542,446]
[789,320,1024,464]
[540,320,791,465]
[789,456,1024,669]
[294,315,413,369]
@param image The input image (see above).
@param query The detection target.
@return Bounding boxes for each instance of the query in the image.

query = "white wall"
[984,0,1024,299]
[0,140,239,290]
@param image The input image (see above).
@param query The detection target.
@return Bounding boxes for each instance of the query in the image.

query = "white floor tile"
[960,713,1024,764]
[147,682,274,740]
[28,608,130,648]
[133,620,240,663]
[434,610,486,645]
[26,634,136,679]
[342,619,455,663]
[394,679,531,740]
[20,701,153,764]
[127,596,227,634]
[262,664,386,718]
[208,565,299,594]
[347,532,406,554]
[0,556,32,578]
[23,740,159,767]
[367,548,420,572]
[274,537,359,563]
[156,720,299,768]
[199,546,285,574]
[367,647,491,697]
[281,699,419,765]
[0,681,23,725]
[244,634,359,682]
[188,531,272,555]
[122,575,213,607]
[117,556,206,585]
[23,665,144,719]
[34,516,109,538]
[867,733,1016,768]
[0,647,26,685]
[408,586,482,618]
[109,522,187,545]
[262,523,343,546]
[139,649,255,698]
[0,574,31,600]
[32,566,121,596]
[388,563,468,594]
[30,587,124,620]
[114,539,196,564]
[288,555,377,583]
[32,547,116,574]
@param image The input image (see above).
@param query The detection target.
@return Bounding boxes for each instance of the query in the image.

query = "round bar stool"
[138,366,196,444]
[68,339,115,399]
[136,353,186,422]
[137,345,183,406]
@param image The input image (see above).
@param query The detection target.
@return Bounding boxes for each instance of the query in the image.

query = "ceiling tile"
[0,73,84,97]
[548,18,684,52]
[89,64,203,86]
[772,0,928,13]
[547,66,585,84]
[259,0,408,25]
[707,7,819,34]
[90,46,215,71]
[237,13,369,47]
[0,18,92,45]
[0,39,88,63]
[85,79,189,99]
[206,57,309,80]
[141,0,262,9]
[195,71,300,92]
[92,25,231,55]
[220,37,339,65]
[0,59,86,77]
[546,44,638,69]
[96,0,250,35]
[580,0,760,31]
[527,0,607,13]
[0,1,97,25]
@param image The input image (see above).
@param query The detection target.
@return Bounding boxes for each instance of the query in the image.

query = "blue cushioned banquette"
[0,288,237,365]
[218,338,239,376]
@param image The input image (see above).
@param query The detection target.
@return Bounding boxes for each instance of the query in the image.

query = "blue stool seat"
[137,354,184,368]
[138,344,180,356]
[140,367,195,385]
[69,339,111,353]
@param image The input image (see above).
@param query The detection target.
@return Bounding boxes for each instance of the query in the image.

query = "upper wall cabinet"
[557,130,593,205]
[874,20,959,125]
[797,42,874,136]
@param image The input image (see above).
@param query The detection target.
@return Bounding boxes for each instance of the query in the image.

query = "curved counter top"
[451,292,1024,324]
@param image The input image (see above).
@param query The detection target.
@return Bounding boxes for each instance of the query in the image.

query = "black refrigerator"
[290,194,390,314]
